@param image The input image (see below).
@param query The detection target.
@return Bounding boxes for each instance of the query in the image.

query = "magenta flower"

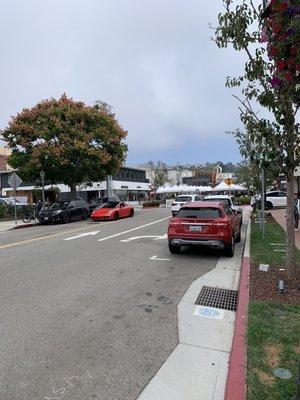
[270,76,282,88]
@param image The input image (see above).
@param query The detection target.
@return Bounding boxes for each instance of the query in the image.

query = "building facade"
[0,167,150,203]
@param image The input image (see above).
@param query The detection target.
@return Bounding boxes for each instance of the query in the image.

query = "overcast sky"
[0,0,245,166]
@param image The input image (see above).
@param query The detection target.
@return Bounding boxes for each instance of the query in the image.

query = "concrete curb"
[224,222,251,400]
[11,223,39,230]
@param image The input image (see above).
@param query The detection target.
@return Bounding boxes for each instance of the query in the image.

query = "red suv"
[167,201,241,257]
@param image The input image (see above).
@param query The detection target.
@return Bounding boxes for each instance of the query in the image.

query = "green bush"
[142,201,160,208]
[236,195,251,205]
[0,204,7,218]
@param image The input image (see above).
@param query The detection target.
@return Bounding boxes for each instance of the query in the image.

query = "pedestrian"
[36,200,43,213]
[294,193,299,232]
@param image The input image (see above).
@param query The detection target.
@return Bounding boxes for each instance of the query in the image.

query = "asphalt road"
[0,208,220,400]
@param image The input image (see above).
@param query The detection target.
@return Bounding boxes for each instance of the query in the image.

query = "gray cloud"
[0,0,245,164]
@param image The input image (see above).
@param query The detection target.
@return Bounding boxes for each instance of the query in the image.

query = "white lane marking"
[98,216,170,242]
[120,235,161,243]
[64,231,100,241]
[153,234,167,240]
[120,234,167,243]
[150,255,171,261]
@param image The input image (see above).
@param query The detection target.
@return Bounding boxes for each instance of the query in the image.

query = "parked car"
[167,201,241,257]
[252,191,287,210]
[91,201,134,221]
[89,196,120,215]
[171,194,203,217]
[204,195,243,225]
[38,200,89,223]
[0,197,25,207]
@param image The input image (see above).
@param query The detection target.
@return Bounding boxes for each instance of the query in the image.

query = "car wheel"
[129,209,134,217]
[266,201,273,210]
[236,229,241,243]
[114,212,119,220]
[63,214,70,223]
[169,242,181,254]
[224,236,235,257]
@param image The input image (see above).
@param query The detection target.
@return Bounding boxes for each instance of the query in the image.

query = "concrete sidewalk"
[138,214,250,400]
[0,219,38,232]
[271,209,300,249]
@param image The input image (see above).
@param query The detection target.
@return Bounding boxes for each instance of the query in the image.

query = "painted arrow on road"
[120,234,167,243]
[64,231,100,241]
[150,255,171,261]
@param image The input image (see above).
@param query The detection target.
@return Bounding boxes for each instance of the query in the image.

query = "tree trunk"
[69,183,77,200]
[285,173,295,279]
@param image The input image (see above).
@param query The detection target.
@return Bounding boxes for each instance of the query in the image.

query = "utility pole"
[40,170,45,208]
[106,175,113,197]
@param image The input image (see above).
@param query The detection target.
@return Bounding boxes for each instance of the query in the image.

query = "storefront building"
[0,167,150,203]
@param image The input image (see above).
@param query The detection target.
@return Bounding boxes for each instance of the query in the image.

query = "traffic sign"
[224,178,233,186]
[8,172,22,190]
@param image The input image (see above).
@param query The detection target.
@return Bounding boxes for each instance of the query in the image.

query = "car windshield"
[205,198,231,207]
[50,202,69,211]
[177,207,221,219]
[101,202,119,209]
[175,196,192,202]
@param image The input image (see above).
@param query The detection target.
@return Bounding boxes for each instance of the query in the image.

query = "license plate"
[189,225,202,232]
[44,217,49,220]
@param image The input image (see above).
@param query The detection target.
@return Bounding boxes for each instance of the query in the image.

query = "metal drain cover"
[195,286,238,311]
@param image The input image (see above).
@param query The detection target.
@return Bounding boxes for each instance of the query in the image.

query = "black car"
[88,196,120,215]
[38,200,89,224]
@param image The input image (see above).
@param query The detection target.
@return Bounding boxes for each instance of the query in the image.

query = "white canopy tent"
[156,184,212,194]
[212,181,230,191]
[212,181,248,192]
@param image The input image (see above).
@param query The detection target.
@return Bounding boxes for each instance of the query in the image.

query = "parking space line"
[98,217,171,242]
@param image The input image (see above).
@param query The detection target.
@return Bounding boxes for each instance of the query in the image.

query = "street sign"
[225,178,233,186]
[8,172,22,190]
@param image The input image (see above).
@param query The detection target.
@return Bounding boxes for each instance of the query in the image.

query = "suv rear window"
[175,196,192,202]
[177,207,221,219]
[205,198,231,207]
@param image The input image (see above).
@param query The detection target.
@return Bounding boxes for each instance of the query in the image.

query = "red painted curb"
[224,255,250,400]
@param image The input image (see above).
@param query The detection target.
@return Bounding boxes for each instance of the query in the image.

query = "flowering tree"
[2,94,128,199]
[215,0,300,278]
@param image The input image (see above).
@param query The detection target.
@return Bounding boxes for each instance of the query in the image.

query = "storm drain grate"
[195,286,238,311]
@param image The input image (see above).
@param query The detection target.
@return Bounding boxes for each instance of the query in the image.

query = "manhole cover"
[272,368,292,379]
[195,286,238,311]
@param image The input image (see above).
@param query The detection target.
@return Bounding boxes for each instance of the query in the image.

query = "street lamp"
[40,170,45,208]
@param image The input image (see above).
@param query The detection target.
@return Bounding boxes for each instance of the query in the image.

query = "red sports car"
[91,201,134,221]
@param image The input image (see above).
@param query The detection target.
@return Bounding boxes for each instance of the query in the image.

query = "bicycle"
[21,209,39,223]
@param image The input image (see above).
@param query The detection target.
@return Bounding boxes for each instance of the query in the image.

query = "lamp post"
[40,170,45,208]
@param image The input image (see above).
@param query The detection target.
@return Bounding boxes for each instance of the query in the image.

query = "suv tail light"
[213,220,228,228]
[169,219,180,226]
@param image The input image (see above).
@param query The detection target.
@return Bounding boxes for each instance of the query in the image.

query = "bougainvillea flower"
[260,27,269,43]
[278,2,289,12]
[268,46,279,57]
[285,71,293,82]
[291,45,298,56]
[270,76,282,87]
[277,60,286,69]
